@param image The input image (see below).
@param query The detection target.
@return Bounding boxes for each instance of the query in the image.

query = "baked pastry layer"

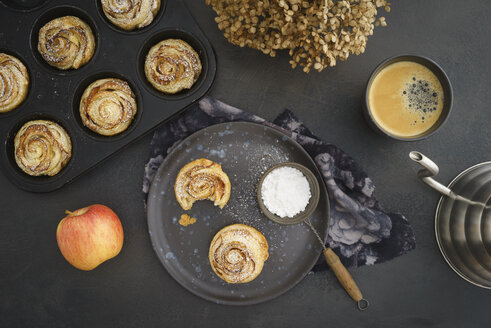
[144,39,202,94]
[38,16,96,70]
[80,78,137,136]
[0,53,29,113]
[14,120,72,176]
[174,158,231,210]
[209,224,269,284]
[101,0,161,31]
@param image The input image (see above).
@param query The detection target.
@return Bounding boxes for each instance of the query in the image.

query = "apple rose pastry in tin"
[144,39,202,94]
[174,158,231,210]
[209,224,269,284]
[80,78,137,136]
[101,0,161,31]
[14,120,72,176]
[0,53,29,113]
[38,16,96,70]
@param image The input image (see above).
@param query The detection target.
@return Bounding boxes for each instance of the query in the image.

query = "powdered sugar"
[261,166,311,218]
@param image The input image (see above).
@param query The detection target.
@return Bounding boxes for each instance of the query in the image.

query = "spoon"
[257,159,369,310]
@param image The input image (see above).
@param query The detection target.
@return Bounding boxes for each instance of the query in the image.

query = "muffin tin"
[0,0,216,192]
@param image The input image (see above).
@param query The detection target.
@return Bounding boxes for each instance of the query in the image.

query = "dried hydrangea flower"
[206,0,390,73]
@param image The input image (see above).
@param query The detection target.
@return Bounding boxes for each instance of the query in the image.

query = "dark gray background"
[1,0,490,327]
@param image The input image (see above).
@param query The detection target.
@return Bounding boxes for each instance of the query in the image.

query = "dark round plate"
[435,162,491,289]
[147,122,329,305]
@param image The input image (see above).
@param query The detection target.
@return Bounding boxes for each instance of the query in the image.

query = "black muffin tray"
[0,0,216,192]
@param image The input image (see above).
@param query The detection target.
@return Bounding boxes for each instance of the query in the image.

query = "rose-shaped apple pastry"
[80,78,137,136]
[14,120,72,176]
[144,39,202,94]
[209,224,269,283]
[0,53,29,113]
[174,158,231,210]
[101,0,161,31]
[38,16,96,70]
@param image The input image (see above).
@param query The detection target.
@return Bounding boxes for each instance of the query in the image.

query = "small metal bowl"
[257,162,320,225]
[363,54,453,141]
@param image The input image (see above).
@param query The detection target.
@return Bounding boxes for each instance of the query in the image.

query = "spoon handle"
[323,248,368,310]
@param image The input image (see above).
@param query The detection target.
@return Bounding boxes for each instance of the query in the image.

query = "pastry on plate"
[101,0,161,31]
[0,53,29,113]
[38,16,96,70]
[144,39,202,94]
[80,78,137,136]
[174,158,230,210]
[179,214,196,227]
[14,120,72,176]
[209,223,269,283]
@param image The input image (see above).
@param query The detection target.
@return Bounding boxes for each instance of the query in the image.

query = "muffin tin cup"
[30,5,101,75]
[0,0,52,12]
[3,112,77,187]
[137,28,209,100]
[0,0,216,192]
[0,48,33,119]
[95,0,167,35]
[72,71,144,142]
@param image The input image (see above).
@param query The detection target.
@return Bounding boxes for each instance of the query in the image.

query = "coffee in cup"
[367,60,444,139]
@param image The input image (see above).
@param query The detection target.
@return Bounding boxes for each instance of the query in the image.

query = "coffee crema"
[368,61,444,138]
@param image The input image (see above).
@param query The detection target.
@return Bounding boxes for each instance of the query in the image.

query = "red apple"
[56,204,124,271]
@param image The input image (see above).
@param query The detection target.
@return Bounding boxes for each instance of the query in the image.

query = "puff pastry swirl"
[14,120,72,176]
[209,224,269,284]
[144,39,202,94]
[0,53,29,113]
[174,158,231,210]
[101,0,161,31]
[38,16,96,70]
[80,78,137,136]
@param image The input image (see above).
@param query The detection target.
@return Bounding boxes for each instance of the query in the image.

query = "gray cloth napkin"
[143,97,416,269]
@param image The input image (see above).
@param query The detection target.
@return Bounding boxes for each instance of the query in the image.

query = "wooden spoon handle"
[323,247,363,302]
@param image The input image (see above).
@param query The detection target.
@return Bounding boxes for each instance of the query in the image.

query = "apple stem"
[65,210,75,215]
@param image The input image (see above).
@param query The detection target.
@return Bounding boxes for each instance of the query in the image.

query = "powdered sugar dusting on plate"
[146,122,328,304]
